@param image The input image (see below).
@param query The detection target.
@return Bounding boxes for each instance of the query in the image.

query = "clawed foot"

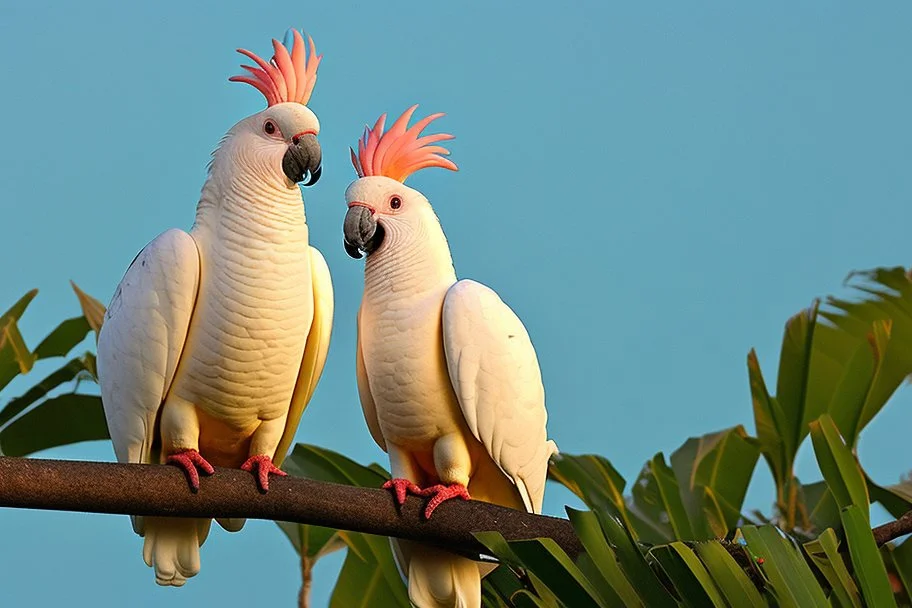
[241,454,287,493]
[383,478,424,506]
[381,479,471,519]
[418,483,471,519]
[166,449,215,493]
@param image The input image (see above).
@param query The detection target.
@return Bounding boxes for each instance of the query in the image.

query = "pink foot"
[382,478,424,506]
[241,454,287,493]
[417,483,471,519]
[166,449,215,493]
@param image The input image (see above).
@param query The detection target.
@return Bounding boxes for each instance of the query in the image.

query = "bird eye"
[389,196,402,210]
[264,120,277,135]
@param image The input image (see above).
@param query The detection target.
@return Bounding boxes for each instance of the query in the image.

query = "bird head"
[217,29,323,189]
[343,106,458,258]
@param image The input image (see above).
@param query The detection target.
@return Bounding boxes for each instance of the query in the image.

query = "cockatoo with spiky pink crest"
[343,106,558,607]
[96,29,333,586]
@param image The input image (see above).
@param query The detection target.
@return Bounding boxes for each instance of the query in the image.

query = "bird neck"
[193,164,307,240]
[363,211,457,305]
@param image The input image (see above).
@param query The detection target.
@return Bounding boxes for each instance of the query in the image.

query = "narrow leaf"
[0,318,37,391]
[0,394,109,456]
[283,443,389,487]
[549,453,637,534]
[741,525,828,608]
[866,470,912,520]
[511,589,555,608]
[840,506,897,608]
[815,325,877,445]
[806,322,870,435]
[821,268,912,440]
[275,520,344,560]
[0,290,38,325]
[649,542,726,607]
[0,357,94,428]
[568,508,643,607]
[631,453,694,541]
[70,282,106,338]
[694,541,766,608]
[278,444,403,606]
[802,481,842,534]
[780,301,819,444]
[32,317,92,360]
[330,532,409,608]
[594,510,677,606]
[857,320,912,437]
[809,415,869,518]
[802,529,862,608]
[888,538,912,601]
[670,426,760,538]
[482,565,526,608]
[338,532,409,607]
[508,538,606,608]
[748,350,788,487]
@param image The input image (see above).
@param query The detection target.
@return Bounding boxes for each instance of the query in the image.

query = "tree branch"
[0,457,583,559]
[4,456,908,563]
[873,509,912,547]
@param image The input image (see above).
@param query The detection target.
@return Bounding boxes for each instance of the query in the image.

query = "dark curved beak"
[343,205,384,259]
[282,133,322,186]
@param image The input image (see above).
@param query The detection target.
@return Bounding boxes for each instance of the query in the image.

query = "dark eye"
[390,196,402,210]
[264,120,277,135]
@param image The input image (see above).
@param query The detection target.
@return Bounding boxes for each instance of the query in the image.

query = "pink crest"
[350,105,458,183]
[229,29,322,106]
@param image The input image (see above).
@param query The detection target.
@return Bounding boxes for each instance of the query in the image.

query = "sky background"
[2,1,912,606]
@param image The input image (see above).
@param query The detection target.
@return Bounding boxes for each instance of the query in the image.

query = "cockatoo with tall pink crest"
[96,29,333,586]
[343,106,558,607]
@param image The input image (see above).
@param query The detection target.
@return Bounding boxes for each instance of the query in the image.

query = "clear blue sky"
[2,1,912,606]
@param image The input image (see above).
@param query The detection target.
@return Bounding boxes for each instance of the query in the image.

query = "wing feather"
[442,280,557,513]
[274,246,334,467]
[356,304,386,451]
[96,229,200,466]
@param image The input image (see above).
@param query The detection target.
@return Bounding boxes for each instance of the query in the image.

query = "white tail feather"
[393,540,482,608]
[141,517,211,587]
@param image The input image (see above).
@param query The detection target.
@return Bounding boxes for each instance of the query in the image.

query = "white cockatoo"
[96,29,333,586]
[342,106,558,607]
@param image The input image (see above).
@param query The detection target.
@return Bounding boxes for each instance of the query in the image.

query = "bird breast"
[171,210,314,431]
[360,288,465,450]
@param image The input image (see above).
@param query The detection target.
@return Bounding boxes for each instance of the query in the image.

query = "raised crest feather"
[229,29,321,106]
[350,105,458,183]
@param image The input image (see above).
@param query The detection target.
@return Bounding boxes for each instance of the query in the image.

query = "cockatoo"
[96,29,334,587]
[343,106,558,607]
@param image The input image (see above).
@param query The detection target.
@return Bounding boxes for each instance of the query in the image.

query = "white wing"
[97,229,200,467]
[273,246,335,467]
[442,280,557,514]
[355,304,386,451]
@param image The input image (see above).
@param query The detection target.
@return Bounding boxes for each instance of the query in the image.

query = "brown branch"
[873,510,912,547]
[0,457,582,560]
[5,456,908,566]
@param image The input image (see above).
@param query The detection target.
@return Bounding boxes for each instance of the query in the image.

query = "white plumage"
[442,279,555,514]
[100,229,199,472]
[344,107,557,607]
[97,30,333,585]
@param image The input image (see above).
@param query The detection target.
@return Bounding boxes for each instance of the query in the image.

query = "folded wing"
[96,229,200,468]
[442,279,557,513]
[274,245,335,467]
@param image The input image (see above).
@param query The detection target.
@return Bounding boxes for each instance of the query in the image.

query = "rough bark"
[0,456,583,560]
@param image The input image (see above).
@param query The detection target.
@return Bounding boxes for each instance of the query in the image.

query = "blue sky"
[2,1,912,605]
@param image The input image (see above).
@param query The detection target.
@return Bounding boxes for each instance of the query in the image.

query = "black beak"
[282,133,322,186]
[343,205,385,259]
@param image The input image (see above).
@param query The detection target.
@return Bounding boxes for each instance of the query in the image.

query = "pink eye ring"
[389,196,402,210]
